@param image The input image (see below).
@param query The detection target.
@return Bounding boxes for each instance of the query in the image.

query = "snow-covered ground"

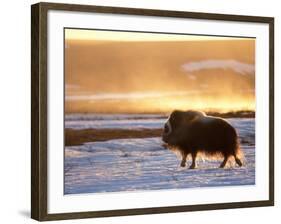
[64,116,255,194]
[65,113,166,130]
[65,113,254,132]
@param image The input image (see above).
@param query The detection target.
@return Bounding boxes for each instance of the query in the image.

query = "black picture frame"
[31,2,274,221]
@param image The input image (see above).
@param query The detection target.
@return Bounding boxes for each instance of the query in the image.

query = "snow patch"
[65,118,255,194]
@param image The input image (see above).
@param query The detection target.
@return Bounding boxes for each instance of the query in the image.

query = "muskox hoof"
[235,157,243,167]
[189,164,196,169]
[180,161,186,167]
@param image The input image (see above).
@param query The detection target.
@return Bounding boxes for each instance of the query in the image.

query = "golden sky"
[65,29,255,114]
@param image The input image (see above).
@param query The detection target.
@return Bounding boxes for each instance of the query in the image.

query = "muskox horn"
[164,120,172,135]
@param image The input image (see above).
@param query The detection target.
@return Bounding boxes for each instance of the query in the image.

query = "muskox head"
[162,110,206,145]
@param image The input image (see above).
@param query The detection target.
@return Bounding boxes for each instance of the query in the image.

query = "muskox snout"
[162,134,168,143]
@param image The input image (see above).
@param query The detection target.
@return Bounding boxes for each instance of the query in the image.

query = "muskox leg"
[234,155,243,167]
[219,155,229,168]
[189,152,197,169]
[180,152,188,167]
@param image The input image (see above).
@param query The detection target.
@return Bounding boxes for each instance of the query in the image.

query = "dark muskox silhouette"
[162,110,243,169]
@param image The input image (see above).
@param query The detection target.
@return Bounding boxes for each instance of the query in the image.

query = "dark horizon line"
[64,27,256,40]
[64,110,255,117]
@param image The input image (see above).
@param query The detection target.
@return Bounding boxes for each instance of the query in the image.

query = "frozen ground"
[65,113,166,130]
[64,116,255,194]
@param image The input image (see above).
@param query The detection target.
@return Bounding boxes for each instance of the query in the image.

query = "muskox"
[162,110,243,169]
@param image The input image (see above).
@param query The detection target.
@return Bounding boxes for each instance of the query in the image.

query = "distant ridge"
[206,110,255,118]
[65,110,255,119]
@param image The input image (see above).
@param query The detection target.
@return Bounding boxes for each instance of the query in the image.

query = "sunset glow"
[65,29,255,113]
